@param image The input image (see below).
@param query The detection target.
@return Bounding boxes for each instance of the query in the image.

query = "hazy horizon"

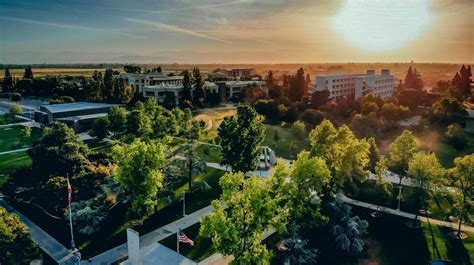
[1,0,473,64]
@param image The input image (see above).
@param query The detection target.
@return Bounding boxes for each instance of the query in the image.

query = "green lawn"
[159,223,215,262]
[0,126,40,152]
[0,150,31,187]
[414,127,474,168]
[194,144,222,163]
[78,167,225,258]
[263,124,310,159]
[0,114,22,125]
[84,139,116,153]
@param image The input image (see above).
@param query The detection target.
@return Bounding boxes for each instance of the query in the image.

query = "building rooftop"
[41,102,117,113]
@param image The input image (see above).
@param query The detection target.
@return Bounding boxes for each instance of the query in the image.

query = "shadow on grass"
[439,226,472,265]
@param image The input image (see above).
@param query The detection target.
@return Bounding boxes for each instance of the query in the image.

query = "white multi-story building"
[313,69,396,100]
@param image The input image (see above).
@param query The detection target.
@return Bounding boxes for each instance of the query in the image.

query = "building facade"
[314,69,396,100]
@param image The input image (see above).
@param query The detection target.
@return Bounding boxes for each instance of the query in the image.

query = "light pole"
[182,191,187,217]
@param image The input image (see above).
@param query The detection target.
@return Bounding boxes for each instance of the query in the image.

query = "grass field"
[263,124,310,159]
[0,126,40,153]
[0,150,31,187]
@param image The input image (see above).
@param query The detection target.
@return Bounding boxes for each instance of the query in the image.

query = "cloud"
[126,18,231,44]
[97,1,252,14]
[0,15,147,39]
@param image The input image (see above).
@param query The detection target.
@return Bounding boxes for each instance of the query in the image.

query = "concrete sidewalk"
[339,193,474,233]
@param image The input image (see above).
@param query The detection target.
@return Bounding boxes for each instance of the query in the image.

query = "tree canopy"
[218,105,265,173]
[200,172,281,264]
[112,139,167,216]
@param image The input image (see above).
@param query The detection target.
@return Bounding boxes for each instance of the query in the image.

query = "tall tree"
[309,120,370,195]
[192,67,204,106]
[28,122,90,179]
[114,78,134,104]
[218,105,265,173]
[289,68,307,102]
[200,172,281,264]
[0,207,40,264]
[107,106,127,136]
[182,70,193,102]
[23,65,33,79]
[90,116,110,139]
[404,66,414,88]
[387,130,419,185]
[103,68,115,101]
[449,154,473,238]
[269,153,330,230]
[112,139,167,216]
[91,70,104,101]
[407,152,444,225]
[367,137,379,172]
[2,68,14,92]
[451,65,472,101]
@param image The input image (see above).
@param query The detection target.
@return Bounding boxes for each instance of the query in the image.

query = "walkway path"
[0,198,77,265]
[88,205,214,265]
[339,194,474,233]
[0,147,29,155]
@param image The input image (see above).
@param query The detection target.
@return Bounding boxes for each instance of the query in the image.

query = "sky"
[0,0,472,64]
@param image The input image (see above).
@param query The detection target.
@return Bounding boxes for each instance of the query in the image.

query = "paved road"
[0,147,29,155]
[88,205,214,265]
[0,198,77,265]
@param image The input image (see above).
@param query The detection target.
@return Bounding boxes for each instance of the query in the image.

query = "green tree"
[350,112,382,139]
[428,96,467,125]
[291,120,306,138]
[192,67,204,106]
[387,130,419,184]
[218,105,265,173]
[451,65,472,101]
[200,172,281,264]
[270,153,330,230]
[361,101,379,115]
[103,68,115,101]
[407,152,444,225]
[20,127,31,143]
[379,102,400,122]
[445,123,467,152]
[289,68,307,102]
[8,103,22,121]
[115,78,134,104]
[112,139,167,216]
[449,154,473,238]
[2,68,14,92]
[90,116,110,139]
[28,122,90,179]
[23,65,34,79]
[179,109,206,191]
[107,106,127,136]
[182,70,193,102]
[367,137,379,172]
[309,120,370,195]
[0,207,40,264]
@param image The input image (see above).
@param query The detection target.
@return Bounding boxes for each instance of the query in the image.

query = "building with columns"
[313,69,396,100]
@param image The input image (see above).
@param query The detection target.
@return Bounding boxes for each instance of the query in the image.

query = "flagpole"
[67,174,75,250]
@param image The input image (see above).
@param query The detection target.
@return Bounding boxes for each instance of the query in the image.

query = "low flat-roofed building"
[34,102,117,131]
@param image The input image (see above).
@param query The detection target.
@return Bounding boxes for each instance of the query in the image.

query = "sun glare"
[331,0,435,52]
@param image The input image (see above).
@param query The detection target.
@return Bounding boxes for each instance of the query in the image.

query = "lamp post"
[182,191,187,217]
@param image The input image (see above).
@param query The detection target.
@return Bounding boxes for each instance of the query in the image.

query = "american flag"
[178,229,194,246]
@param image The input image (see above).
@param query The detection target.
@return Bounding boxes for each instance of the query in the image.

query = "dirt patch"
[361,238,383,265]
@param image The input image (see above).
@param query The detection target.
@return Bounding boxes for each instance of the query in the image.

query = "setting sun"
[331,0,435,51]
